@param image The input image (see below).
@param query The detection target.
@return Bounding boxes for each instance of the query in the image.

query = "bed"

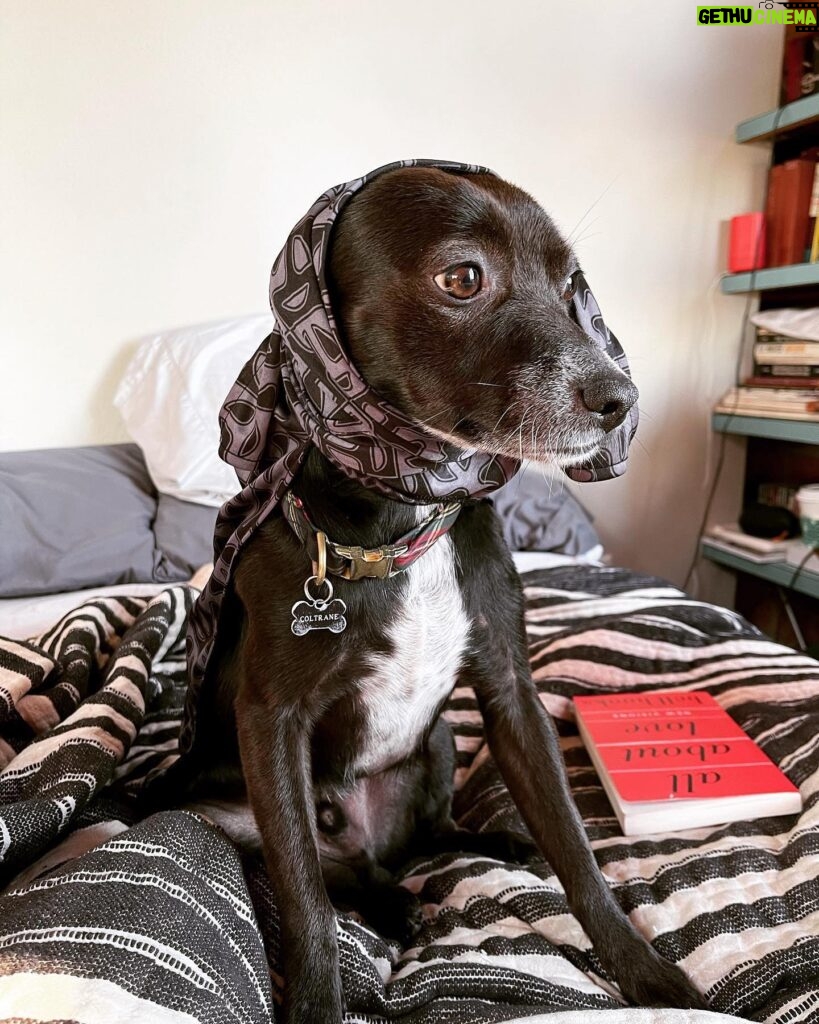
[0,318,816,1024]
[1,557,817,1024]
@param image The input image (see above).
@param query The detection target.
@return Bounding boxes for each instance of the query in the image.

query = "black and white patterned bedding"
[0,566,817,1023]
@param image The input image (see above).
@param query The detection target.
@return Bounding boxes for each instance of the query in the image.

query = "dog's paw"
[502,831,541,864]
[283,1000,344,1024]
[614,946,706,1010]
[364,885,424,946]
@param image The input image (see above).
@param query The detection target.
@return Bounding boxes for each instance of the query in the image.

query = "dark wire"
[777,547,819,652]
[682,288,756,589]
[787,545,818,591]
[683,101,788,592]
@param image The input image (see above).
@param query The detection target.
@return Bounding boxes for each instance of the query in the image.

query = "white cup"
[796,484,819,546]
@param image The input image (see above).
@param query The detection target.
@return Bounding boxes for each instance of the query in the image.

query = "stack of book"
[750,331,819,383]
[765,151,819,266]
[715,329,819,422]
[705,524,789,564]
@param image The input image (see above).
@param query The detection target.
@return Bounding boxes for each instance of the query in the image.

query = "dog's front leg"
[466,637,704,1009]
[235,686,343,1024]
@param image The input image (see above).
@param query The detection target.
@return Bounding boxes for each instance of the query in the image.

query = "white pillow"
[114,315,273,506]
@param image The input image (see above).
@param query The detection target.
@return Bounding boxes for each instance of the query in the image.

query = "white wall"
[0,1,780,595]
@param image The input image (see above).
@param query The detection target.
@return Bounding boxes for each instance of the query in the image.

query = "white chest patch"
[354,527,470,775]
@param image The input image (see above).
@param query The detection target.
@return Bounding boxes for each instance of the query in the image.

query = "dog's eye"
[434,264,482,300]
[562,274,577,302]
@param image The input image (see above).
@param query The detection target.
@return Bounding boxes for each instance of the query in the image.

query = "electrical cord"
[775,547,818,652]
[683,287,757,589]
[787,544,818,591]
[683,101,789,592]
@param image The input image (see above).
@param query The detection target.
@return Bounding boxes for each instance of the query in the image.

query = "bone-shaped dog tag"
[291,576,347,637]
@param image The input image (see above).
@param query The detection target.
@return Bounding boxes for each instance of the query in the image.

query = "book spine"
[719,403,819,414]
[722,388,819,409]
[766,164,786,268]
[755,364,819,378]
[781,35,804,104]
[727,387,819,397]
[778,159,816,266]
[754,342,819,360]
[799,160,817,264]
[757,482,797,509]
[714,405,819,421]
[809,164,819,263]
[755,332,817,345]
[745,376,819,389]
[723,403,819,413]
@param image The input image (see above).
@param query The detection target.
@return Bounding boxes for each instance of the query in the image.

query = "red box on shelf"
[728,213,766,273]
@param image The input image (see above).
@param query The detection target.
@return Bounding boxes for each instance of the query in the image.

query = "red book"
[776,159,815,265]
[574,690,801,836]
[745,376,819,390]
[765,164,786,267]
[781,32,812,104]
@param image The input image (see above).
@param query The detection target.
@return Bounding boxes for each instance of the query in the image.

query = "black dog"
[167,168,703,1022]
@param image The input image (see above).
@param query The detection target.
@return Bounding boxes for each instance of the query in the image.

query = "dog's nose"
[580,376,638,432]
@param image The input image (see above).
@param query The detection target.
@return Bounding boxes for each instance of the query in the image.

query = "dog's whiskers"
[565,176,618,246]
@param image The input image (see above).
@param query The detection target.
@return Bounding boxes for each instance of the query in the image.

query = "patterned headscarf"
[181,159,638,753]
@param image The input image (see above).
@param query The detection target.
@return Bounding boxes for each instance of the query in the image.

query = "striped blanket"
[0,566,817,1024]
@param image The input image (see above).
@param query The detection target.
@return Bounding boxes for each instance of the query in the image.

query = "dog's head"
[327,167,637,469]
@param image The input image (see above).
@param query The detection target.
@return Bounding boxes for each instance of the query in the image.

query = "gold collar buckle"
[333,543,407,580]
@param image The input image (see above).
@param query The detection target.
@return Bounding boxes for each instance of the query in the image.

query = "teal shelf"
[720,262,819,294]
[736,93,819,143]
[701,540,819,599]
[712,413,819,445]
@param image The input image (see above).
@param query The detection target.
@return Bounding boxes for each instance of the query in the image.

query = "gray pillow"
[0,444,176,598]
[153,493,218,577]
[490,467,600,554]
[0,444,597,600]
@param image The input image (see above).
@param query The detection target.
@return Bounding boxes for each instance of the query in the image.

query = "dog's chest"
[353,533,470,774]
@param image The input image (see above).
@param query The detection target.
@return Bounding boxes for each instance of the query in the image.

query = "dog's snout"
[580,376,638,432]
